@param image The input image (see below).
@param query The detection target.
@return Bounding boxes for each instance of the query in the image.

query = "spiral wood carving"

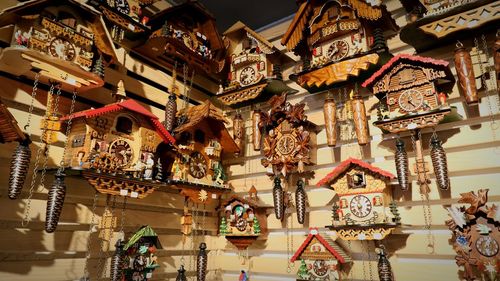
[8,138,31,200]
[164,93,177,132]
[430,134,449,190]
[273,177,284,220]
[395,139,410,191]
[45,172,66,233]
[323,98,337,146]
[295,179,306,224]
[377,245,394,281]
[110,239,124,281]
[454,45,478,105]
[197,242,207,281]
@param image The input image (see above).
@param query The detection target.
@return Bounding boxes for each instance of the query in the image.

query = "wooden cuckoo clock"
[122,225,162,281]
[218,195,267,250]
[0,0,117,92]
[216,21,296,108]
[281,0,399,93]
[317,158,401,240]
[291,228,352,281]
[161,101,239,204]
[133,0,226,77]
[61,92,175,199]
[446,189,500,281]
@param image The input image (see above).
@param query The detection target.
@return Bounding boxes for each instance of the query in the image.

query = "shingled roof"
[291,228,351,263]
[0,99,26,143]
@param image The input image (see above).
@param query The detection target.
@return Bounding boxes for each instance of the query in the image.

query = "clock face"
[312,260,329,277]
[349,195,373,218]
[109,139,133,167]
[182,32,194,49]
[475,235,499,257]
[235,217,247,232]
[115,0,130,14]
[398,89,424,112]
[240,66,256,86]
[276,134,296,155]
[189,152,207,179]
[327,39,349,62]
[49,38,76,61]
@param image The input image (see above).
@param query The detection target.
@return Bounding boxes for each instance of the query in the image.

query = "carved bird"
[458,189,488,215]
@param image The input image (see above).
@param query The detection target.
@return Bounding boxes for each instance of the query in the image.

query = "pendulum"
[295,179,306,224]
[377,245,394,281]
[430,133,449,190]
[394,138,410,191]
[272,177,284,220]
[8,137,31,199]
[252,110,261,151]
[110,239,124,281]
[197,242,208,281]
[176,265,187,281]
[454,42,478,105]
[45,171,67,233]
[323,96,337,147]
[233,112,245,155]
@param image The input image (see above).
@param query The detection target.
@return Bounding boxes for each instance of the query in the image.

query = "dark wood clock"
[240,66,256,86]
[189,152,207,179]
[49,38,76,61]
[313,260,329,277]
[235,217,247,232]
[327,39,349,62]
[109,139,133,167]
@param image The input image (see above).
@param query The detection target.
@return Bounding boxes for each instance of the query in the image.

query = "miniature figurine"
[143,153,155,180]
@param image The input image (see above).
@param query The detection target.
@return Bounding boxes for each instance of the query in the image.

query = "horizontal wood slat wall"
[0,0,498,281]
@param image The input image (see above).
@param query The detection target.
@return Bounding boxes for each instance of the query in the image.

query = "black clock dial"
[240,66,256,86]
[49,38,76,61]
[189,152,207,179]
[475,235,499,257]
[235,217,247,232]
[312,260,329,277]
[115,0,130,14]
[109,139,133,167]
[327,39,349,62]
[349,195,372,218]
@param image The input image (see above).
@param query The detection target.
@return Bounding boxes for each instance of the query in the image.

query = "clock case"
[317,158,400,241]
[446,189,500,281]
[162,101,239,204]
[281,0,399,93]
[60,97,175,199]
[291,228,352,281]
[218,194,268,251]
[216,21,297,108]
[122,225,162,280]
[0,0,118,92]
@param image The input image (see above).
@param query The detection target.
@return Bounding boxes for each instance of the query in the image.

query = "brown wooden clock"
[189,152,208,179]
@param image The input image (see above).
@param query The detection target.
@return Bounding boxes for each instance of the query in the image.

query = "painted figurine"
[239,270,248,281]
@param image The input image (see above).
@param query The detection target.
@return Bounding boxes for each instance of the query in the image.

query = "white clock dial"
[398,89,424,112]
[49,38,75,61]
[239,66,256,86]
[475,236,499,257]
[349,195,372,218]
[114,0,130,14]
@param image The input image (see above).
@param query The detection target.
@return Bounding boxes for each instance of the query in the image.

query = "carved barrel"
[351,95,369,145]
[252,110,261,151]
[323,98,337,146]
[454,45,478,105]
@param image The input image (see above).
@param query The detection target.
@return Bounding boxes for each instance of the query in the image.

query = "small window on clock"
[116,116,133,134]
[194,129,205,144]
[347,172,366,188]
[58,11,77,28]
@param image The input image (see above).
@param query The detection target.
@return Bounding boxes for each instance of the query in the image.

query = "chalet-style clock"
[317,158,401,240]
[446,189,500,280]
[217,22,296,108]
[189,152,208,179]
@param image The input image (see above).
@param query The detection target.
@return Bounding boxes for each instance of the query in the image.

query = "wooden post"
[323,97,337,146]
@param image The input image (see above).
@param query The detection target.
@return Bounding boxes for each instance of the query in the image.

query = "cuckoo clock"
[398,0,500,52]
[281,0,399,93]
[0,0,117,92]
[61,93,175,198]
[163,101,239,204]
[122,225,162,281]
[133,0,226,77]
[291,228,352,281]
[317,158,400,240]
[446,189,500,281]
[218,195,267,251]
[216,21,296,108]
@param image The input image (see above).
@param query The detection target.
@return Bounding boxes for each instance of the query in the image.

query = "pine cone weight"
[395,138,410,191]
[273,177,284,220]
[8,138,31,199]
[164,93,177,132]
[430,134,449,190]
[295,179,306,224]
[197,243,208,281]
[45,172,66,233]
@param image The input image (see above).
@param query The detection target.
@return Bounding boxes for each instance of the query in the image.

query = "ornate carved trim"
[217,83,267,106]
[82,170,161,199]
[373,107,451,134]
[326,224,397,241]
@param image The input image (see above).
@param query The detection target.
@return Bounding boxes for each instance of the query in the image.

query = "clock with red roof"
[317,158,400,240]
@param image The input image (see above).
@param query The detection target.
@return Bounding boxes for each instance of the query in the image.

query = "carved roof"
[61,99,175,144]
[316,157,395,187]
[220,195,263,210]
[291,228,351,263]
[0,99,26,143]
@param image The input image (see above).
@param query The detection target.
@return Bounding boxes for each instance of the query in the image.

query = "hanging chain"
[119,196,127,239]
[21,83,56,226]
[189,202,197,280]
[361,240,367,281]
[83,191,99,278]
[101,195,117,279]
[347,240,353,281]
[367,241,374,281]
[24,73,40,131]
[58,89,77,173]
[182,64,189,110]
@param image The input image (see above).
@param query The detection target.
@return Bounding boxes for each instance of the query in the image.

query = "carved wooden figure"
[217,21,296,107]
[454,43,478,105]
[0,0,117,91]
[317,158,400,240]
[446,189,500,281]
[291,228,351,281]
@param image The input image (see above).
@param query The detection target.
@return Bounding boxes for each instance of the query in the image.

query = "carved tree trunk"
[395,138,410,191]
[233,113,245,156]
[323,98,337,146]
[197,243,208,281]
[430,134,450,190]
[454,45,478,105]
[351,95,369,145]
[252,110,262,151]
[295,179,306,224]
[273,177,284,220]
[8,138,31,199]
[45,172,67,233]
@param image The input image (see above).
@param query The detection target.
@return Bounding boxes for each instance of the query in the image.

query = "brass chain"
[182,63,189,110]
[347,240,353,281]
[189,202,197,280]
[367,241,374,281]
[101,195,117,279]
[58,89,77,173]
[83,191,99,278]
[119,196,127,238]
[361,240,367,281]
[24,73,40,131]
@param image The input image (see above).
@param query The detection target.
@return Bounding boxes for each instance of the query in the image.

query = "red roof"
[61,99,175,144]
[316,158,395,187]
[362,54,450,89]
[290,228,351,263]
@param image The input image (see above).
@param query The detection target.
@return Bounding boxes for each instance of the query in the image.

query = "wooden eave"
[0,99,26,143]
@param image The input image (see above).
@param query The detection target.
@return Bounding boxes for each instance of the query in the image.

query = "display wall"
[0,0,498,281]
